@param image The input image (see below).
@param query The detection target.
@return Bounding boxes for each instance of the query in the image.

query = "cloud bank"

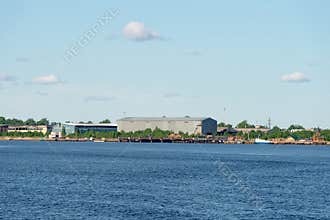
[123,22,160,41]
[281,72,310,83]
[32,74,61,85]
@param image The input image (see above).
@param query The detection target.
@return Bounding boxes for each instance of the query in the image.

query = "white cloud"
[281,72,310,83]
[123,22,160,41]
[16,57,29,63]
[36,91,49,96]
[32,74,61,85]
[84,96,115,102]
[185,50,202,56]
[0,74,16,82]
[164,92,181,98]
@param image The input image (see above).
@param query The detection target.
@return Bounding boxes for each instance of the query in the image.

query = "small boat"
[93,140,105,143]
[254,138,272,144]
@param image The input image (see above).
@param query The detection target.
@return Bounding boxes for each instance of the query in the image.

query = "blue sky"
[1,0,330,128]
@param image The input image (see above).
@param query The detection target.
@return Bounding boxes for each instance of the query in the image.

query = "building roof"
[235,128,270,132]
[217,127,238,133]
[63,122,118,127]
[8,125,48,128]
[117,117,213,122]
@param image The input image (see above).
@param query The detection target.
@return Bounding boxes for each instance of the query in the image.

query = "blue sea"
[0,141,329,220]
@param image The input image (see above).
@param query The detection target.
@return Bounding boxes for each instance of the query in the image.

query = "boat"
[93,139,105,143]
[254,138,272,144]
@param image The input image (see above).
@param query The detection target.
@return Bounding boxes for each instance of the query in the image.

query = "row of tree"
[75,119,111,124]
[320,130,330,141]
[0,131,45,137]
[0,117,49,126]
[1,126,330,141]
[218,120,265,129]
[0,116,112,126]
[218,120,306,131]
[65,128,196,139]
[220,125,330,141]
[237,129,315,141]
[64,127,330,141]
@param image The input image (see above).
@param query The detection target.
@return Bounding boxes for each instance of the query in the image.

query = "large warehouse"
[117,117,217,135]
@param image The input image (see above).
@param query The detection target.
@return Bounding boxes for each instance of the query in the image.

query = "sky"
[1,0,330,128]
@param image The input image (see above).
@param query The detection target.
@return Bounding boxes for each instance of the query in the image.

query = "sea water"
[0,141,329,219]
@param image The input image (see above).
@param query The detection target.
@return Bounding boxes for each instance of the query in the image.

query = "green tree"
[0,117,6,125]
[25,118,37,126]
[291,130,314,140]
[6,118,24,126]
[320,130,330,141]
[218,122,233,128]
[37,118,49,126]
[99,119,111,124]
[236,120,255,128]
[61,127,66,137]
[288,124,305,130]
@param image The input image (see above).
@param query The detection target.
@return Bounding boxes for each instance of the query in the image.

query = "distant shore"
[1,136,330,146]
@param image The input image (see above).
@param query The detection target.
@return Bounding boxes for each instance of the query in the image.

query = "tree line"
[0,116,49,126]
[219,120,309,131]
[0,131,45,137]
[218,120,330,141]
[1,116,329,141]
[65,127,196,139]
[0,116,112,126]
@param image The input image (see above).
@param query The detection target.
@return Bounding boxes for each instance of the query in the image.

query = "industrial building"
[7,125,50,135]
[63,122,118,135]
[117,117,217,135]
[48,124,63,139]
[0,125,8,133]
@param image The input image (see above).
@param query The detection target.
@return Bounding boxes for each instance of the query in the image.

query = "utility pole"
[246,124,250,140]
[268,118,272,129]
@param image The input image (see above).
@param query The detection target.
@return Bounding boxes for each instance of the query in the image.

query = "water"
[0,141,330,220]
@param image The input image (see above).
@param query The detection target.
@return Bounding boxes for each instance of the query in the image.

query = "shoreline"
[0,137,329,146]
